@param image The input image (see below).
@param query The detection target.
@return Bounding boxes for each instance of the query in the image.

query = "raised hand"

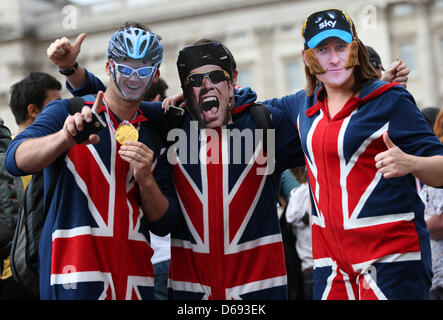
[47,33,86,70]
[162,93,185,112]
[118,140,155,185]
[381,60,410,88]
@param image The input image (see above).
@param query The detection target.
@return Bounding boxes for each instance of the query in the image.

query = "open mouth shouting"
[201,96,220,122]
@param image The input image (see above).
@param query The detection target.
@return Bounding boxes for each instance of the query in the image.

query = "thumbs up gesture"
[47,33,86,70]
[374,131,416,179]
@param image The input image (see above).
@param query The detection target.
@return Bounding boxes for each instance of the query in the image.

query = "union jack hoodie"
[264,80,443,299]
[64,70,306,299]
[5,96,179,300]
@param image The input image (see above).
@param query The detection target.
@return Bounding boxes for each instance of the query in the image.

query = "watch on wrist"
[58,61,78,76]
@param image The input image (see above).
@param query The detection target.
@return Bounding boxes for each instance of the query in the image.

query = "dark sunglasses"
[112,60,156,79]
[184,69,230,87]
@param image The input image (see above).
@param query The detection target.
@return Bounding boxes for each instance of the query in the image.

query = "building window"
[237,67,252,88]
[392,3,414,16]
[285,60,304,93]
[440,38,443,68]
[128,0,159,6]
[281,23,297,33]
[435,0,443,9]
[89,2,114,13]
[232,32,248,41]
[398,42,416,74]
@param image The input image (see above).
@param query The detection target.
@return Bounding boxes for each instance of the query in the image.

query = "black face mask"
[177,42,233,88]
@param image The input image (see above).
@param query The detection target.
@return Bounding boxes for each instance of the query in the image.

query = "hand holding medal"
[104,97,153,183]
[118,139,155,186]
[102,95,140,145]
[115,120,139,145]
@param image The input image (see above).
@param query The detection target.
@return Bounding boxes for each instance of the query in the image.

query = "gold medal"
[115,123,138,145]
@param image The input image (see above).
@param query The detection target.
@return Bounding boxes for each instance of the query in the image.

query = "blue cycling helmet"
[107,27,163,65]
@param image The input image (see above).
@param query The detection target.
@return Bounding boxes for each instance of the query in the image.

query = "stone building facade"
[0,0,442,132]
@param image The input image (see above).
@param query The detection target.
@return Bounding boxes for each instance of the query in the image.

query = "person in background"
[366,45,409,87]
[433,108,443,140]
[421,107,441,130]
[145,77,168,102]
[0,72,62,299]
[285,165,313,300]
[416,107,442,194]
[421,107,443,300]
[144,77,171,300]
[277,169,304,300]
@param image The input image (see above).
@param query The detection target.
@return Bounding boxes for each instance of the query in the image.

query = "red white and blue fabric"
[59,71,305,299]
[170,128,276,299]
[264,80,443,299]
[5,95,178,300]
[167,90,305,300]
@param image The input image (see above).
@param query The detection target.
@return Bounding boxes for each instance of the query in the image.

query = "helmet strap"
[110,62,157,101]
[110,62,125,98]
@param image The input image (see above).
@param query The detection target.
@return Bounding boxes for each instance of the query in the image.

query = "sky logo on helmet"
[318,20,337,29]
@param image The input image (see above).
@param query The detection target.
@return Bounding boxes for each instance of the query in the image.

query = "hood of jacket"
[234,86,257,109]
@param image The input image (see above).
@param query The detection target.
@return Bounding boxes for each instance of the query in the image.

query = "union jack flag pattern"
[267,81,443,300]
[167,108,304,300]
[6,97,177,300]
[26,74,303,300]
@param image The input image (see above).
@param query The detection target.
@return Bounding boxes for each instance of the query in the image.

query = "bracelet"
[58,61,78,76]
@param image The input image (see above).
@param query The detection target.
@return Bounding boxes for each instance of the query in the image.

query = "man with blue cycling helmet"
[7,23,179,300]
[107,26,163,101]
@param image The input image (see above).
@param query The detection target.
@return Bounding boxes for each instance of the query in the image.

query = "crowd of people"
[0,8,442,300]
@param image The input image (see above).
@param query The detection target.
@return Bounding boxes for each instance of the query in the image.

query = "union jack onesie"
[264,80,443,300]
[5,95,179,300]
[66,70,306,299]
[167,87,304,299]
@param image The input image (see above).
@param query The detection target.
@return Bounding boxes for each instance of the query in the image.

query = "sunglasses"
[184,69,230,87]
[112,60,156,79]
